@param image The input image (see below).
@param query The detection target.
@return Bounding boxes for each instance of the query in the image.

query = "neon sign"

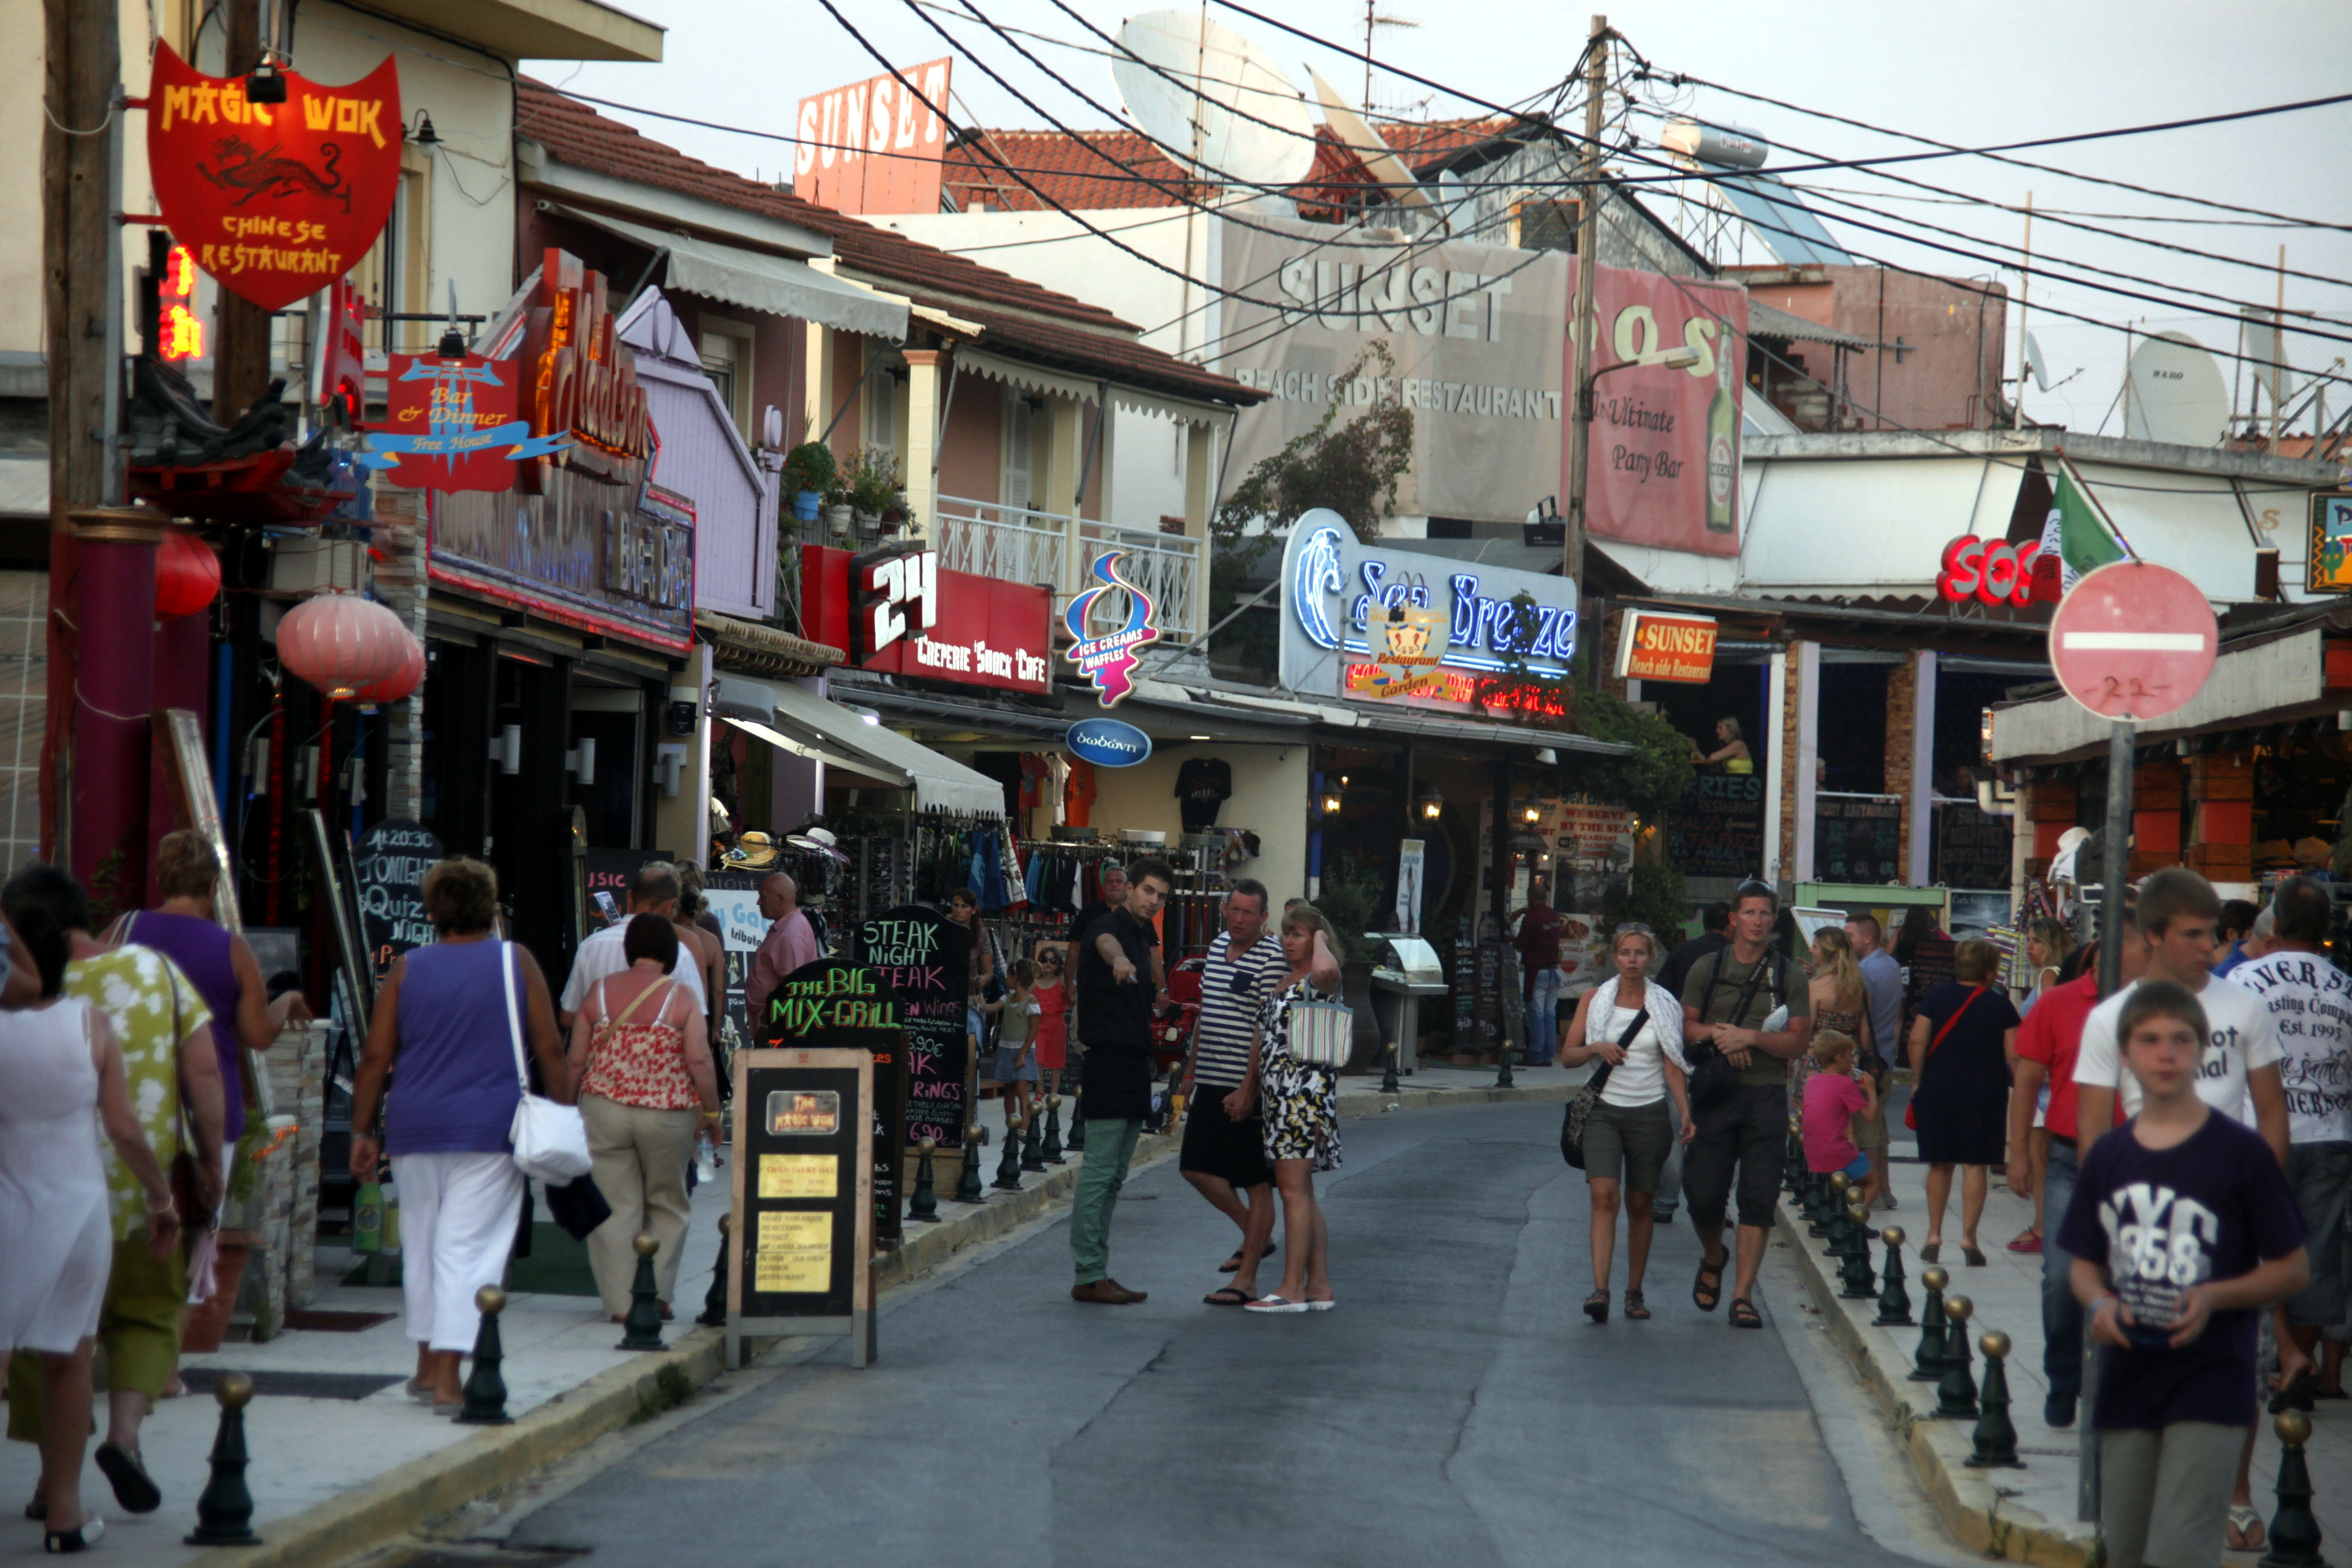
[159,246,205,361]
[1062,549,1159,706]
[1937,536,2044,607]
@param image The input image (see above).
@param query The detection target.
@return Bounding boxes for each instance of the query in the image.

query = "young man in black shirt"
[1070,858,1173,1304]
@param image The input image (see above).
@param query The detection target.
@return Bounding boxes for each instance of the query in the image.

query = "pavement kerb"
[1776,1208,2097,1567]
[242,1078,1571,1568]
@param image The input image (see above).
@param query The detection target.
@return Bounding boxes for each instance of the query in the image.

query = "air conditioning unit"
[267,538,368,596]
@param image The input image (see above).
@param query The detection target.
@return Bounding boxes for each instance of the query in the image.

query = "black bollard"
[1908,1267,1949,1382]
[184,1372,261,1546]
[992,1109,1026,1190]
[454,1286,513,1425]
[1067,1098,1087,1153]
[1839,1202,1879,1299]
[954,1124,986,1203]
[1934,1295,1980,1419]
[1380,1041,1400,1097]
[908,1137,941,1222]
[1021,1107,1047,1173]
[696,1213,732,1326]
[2260,1409,2325,1568]
[1040,1096,1065,1164]
[617,1233,667,1350]
[1965,1331,2024,1468]
[1822,1172,1853,1255]
[1785,1120,1804,1196]
[1495,1035,1515,1089]
[1874,1225,1914,1326]
[1806,1170,1834,1237]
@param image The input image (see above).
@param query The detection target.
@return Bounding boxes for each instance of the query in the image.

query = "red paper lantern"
[350,632,425,706]
[276,592,412,701]
[155,526,220,619]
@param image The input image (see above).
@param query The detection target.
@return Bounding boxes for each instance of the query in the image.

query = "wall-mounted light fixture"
[493,723,522,775]
[652,743,687,799]
[567,737,598,787]
[1319,788,1343,815]
[407,109,440,145]
[1521,800,1543,826]
[1418,786,1444,820]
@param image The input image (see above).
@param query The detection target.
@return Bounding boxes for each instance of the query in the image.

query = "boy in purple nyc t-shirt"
[2059,979,2308,1568]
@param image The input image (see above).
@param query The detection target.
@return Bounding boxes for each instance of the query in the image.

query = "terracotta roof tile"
[513,82,1258,405]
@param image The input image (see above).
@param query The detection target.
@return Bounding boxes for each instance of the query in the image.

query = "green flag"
[2053,467,2125,579]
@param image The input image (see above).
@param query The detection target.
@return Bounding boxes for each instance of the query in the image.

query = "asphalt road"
[507,1101,1931,1568]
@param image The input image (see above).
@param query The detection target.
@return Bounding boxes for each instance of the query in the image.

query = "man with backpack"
[1679,881,1813,1329]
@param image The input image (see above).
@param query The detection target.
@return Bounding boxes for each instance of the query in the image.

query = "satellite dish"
[1113,10,1316,189]
[1307,67,1434,216]
[2023,331,2050,393]
[2123,331,2230,447]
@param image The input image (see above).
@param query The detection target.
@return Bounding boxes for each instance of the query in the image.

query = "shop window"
[346,151,433,356]
[1001,391,1034,512]
[1817,662,1888,796]
[0,572,46,872]
[699,317,756,439]
[865,345,898,453]
[1512,198,1580,254]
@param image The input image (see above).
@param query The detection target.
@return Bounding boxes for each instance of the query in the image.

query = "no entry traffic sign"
[2048,560,2219,722]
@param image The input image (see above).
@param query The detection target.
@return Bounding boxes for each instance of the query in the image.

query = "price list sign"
[851,906,972,1150]
[761,959,906,1245]
[726,1046,875,1370]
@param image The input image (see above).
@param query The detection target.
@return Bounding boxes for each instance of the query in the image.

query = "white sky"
[549,0,2352,444]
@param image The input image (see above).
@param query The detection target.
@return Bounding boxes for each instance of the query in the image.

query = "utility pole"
[2012,191,2032,430]
[213,0,274,425]
[1559,14,1607,668]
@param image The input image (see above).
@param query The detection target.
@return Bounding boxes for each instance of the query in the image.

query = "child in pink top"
[1802,1031,1879,1180]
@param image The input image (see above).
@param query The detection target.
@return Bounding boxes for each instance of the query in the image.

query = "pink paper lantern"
[276,592,412,701]
[350,632,424,706]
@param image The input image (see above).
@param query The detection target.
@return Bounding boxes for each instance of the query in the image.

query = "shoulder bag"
[1561,1006,1651,1169]
[1683,949,1784,1111]
[1902,986,1983,1130]
[503,941,593,1183]
[1283,986,1354,1068]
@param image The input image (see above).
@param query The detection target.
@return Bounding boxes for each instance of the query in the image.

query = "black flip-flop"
[93,1443,159,1514]
[1728,1298,1763,1329]
[2269,1368,2319,1414]
[1204,1286,1250,1306]
[1693,1254,1726,1313]
[1218,1242,1275,1274]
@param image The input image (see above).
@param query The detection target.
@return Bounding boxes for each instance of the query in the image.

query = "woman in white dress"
[0,869,179,1552]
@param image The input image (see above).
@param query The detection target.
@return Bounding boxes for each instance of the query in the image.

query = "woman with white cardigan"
[1558,926,1695,1324]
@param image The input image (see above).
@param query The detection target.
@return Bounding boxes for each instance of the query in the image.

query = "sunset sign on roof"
[795,58,954,216]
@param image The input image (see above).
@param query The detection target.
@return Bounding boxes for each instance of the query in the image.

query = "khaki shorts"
[1852,1095,1890,1154]
[2099,1423,2244,1568]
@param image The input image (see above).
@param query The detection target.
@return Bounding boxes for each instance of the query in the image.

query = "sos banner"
[147,43,400,312]
[1937,536,2047,607]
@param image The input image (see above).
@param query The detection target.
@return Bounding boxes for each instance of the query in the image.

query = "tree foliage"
[1212,341,1414,555]
[1547,681,1695,822]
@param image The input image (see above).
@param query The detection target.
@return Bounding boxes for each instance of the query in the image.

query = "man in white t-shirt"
[557,862,708,1030]
[2230,876,2352,1408]
[2072,866,2289,1553]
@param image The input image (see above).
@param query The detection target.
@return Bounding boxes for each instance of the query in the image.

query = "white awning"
[767,682,1008,817]
[721,715,901,784]
[955,346,1099,406]
[1740,456,2025,597]
[541,202,909,341]
[1989,626,2324,762]
[2069,462,2263,605]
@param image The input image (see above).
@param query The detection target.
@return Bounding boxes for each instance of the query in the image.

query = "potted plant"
[846,447,900,530]
[782,442,835,523]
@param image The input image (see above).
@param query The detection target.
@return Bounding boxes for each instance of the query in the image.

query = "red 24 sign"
[1938,536,2043,606]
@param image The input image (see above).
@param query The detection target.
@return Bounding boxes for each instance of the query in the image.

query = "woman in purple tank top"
[124,832,312,1145]
[348,857,568,1408]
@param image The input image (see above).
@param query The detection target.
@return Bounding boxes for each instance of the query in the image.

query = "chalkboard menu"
[1904,934,1958,1035]
[1668,773,1766,881]
[725,1046,875,1370]
[851,906,972,1151]
[1814,796,1904,883]
[702,870,768,1065]
[1935,802,2014,891]
[353,819,442,982]
[760,959,904,1244]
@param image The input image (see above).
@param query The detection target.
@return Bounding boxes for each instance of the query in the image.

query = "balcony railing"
[933,496,1204,646]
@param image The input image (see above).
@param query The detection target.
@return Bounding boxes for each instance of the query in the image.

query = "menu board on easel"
[851,906,971,1151]
[760,958,904,1245]
[725,1046,875,1370]
[161,709,273,1115]
[354,819,442,984]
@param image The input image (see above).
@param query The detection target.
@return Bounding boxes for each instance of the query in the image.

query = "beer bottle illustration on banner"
[1706,335,1739,534]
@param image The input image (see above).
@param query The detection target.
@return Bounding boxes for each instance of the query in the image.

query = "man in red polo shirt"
[2007,908,2142,1430]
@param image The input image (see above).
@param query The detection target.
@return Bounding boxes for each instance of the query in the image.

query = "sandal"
[1693,1253,1726,1313]
[2270,1367,2319,1413]
[93,1442,159,1514]
[1918,1241,1942,1263]
[1218,1242,1275,1274]
[1962,1245,1987,1268]
[43,1515,104,1553]
[2227,1503,2266,1552]
[1584,1289,1610,1324]
[1243,1294,1308,1315]
[1624,1289,1650,1321]
[1203,1287,1250,1306]
[1728,1298,1763,1329]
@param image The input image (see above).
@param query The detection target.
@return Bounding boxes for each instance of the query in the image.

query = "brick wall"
[2187,752,2255,884]
[371,488,428,821]
[1884,655,1918,873]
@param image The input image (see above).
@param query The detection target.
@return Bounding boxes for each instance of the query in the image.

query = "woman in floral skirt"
[1246,903,1345,1315]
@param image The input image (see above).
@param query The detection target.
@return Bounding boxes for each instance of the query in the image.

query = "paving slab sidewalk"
[0,1064,1581,1568]
[1780,1152,2350,1566]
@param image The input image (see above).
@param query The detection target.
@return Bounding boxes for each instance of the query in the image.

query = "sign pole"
[2077,713,2133,1522]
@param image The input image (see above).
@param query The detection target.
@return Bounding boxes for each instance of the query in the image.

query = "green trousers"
[1069,1117,1143,1285]
[7,1236,186,1443]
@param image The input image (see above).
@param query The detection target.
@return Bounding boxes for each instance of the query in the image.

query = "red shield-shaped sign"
[147,42,401,313]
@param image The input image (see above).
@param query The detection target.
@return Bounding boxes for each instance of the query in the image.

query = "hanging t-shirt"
[1065,759,1096,827]
[1174,756,1234,830]
[2056,1111,2305,1430]
[2073,974,2283,1127]
[2230,950,2352,1145]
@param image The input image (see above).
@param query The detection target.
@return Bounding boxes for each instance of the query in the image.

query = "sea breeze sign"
[1279,510,1580,715]
[801,545,1051,695]
[1064,551,1160,706]
[1614,610,1718,684]
[1938,536,2046,606]
[358,354,571,490]
[794,58,953,216]
[146,43,400,312]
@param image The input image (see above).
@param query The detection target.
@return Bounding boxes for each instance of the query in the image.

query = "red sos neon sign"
[1938,536,2043,606]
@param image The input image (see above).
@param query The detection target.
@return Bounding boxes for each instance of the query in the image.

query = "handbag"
[1561,1005,1650,1169]
[1904,986,1983,1130]
[1283,993,1354,1068]
[502,941,593,1184]
[160,961,218,1234]
[542,1172,614,1241]
[1684,949,1782,1111]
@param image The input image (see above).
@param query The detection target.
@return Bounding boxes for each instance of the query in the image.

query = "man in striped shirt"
[1183,879,1288,1306]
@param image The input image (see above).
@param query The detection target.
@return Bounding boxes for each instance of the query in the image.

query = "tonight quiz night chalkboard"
[353,819,442,982]
[851,906,971,1151]
[760,958,905,1243]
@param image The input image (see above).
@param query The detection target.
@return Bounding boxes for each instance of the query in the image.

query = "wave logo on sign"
[1063,550,1159,706]
[1066,718,1153,768]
